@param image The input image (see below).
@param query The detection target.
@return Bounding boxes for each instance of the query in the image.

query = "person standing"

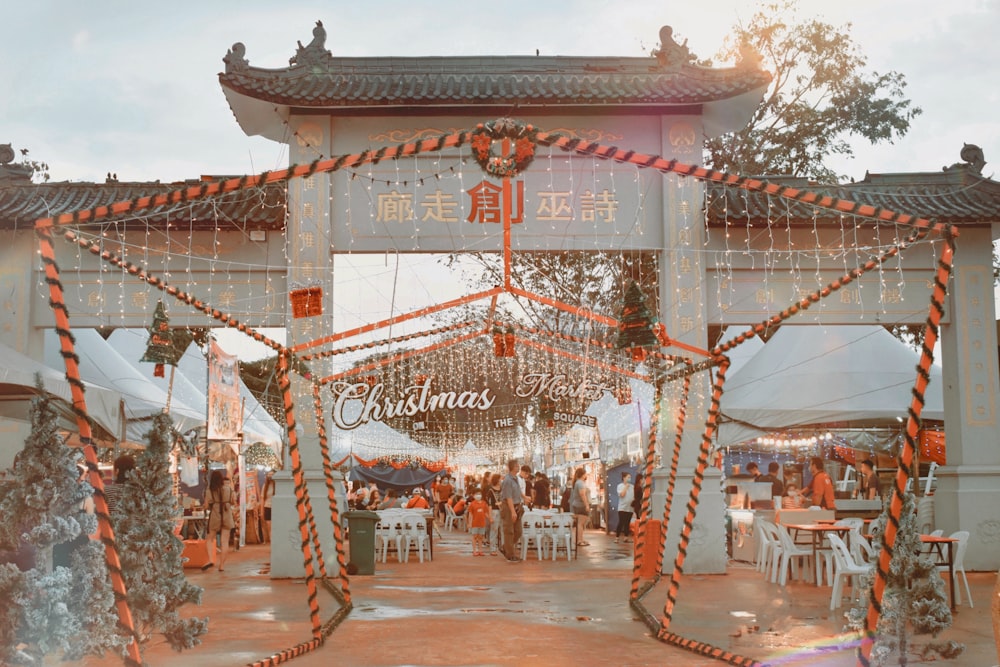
[803,456,837,510]
[499,459,524,562]
[486,473,503,556]
[435,475,454,524]
[204,469,236,572]
[569,467,591,548]
[519,465,533,510]
[855,459,881,500]
[745,461,761,481]
[532,471,551,509]
[757,461,785,498]
[466,490,490,556]
[262,472,275,544]
[614,471,635,544]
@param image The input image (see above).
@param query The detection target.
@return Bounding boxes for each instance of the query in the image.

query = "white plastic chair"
[754,518,780,576]
[520,513,547,560]
[548,514,574,561]
[827,533,873,609]
[774,523,813,586]
[756,521,785,583]
[400,515,430,563]
[376,510,406,562]
[444,503,466,532]
[939,530,973,607]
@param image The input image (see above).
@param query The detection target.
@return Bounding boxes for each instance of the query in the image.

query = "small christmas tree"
[113,411,208,651]
[847,492,964,666]
[0,378,127,664]
[615,281,659,360]
[140,300,181,377]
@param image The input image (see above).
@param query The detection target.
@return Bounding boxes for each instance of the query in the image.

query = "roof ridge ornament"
[944,143,986,174]
[223,42,249,74]
[652,25,696,71]
[289,20,332,68]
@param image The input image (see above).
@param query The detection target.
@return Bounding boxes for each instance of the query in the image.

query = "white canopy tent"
[329,418,442,465]
[716,325,944,447]
[43,329,206,446]
[0,340,123,457]
[105,330,284,459]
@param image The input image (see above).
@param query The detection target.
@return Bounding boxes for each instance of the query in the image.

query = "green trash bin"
[345,510,380,575]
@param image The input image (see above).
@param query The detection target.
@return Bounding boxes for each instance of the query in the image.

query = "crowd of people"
[344,462,616,562]
[743,456,882,511]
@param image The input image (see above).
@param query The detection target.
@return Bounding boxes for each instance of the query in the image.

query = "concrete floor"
[73,525,998,667]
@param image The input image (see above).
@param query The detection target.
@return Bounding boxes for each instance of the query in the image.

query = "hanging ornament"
[504,325,516,358]
[616,382,633,406]
[290,284,323,319]
[492,324,506,357]
[615,281,659,359]
[140,300,179,377]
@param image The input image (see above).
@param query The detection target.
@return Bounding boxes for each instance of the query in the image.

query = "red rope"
[656,375,692,575]
[630,379,664,600]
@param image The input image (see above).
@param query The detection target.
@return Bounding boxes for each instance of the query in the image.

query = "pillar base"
[650,465,727,575]
[269,468,347,579]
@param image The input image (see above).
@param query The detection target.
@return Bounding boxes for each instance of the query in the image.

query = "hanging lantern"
[290,285,323,319]
[503,325,516,358]
[492,325,506,357]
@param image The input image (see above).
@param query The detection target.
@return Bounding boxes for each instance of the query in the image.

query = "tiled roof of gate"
[217,55,772,109]
[704,167,1000,225]
[4,167,999,232]
[0,179,286,231]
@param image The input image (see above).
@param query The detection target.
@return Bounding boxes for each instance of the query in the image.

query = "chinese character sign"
[207,339,242,440]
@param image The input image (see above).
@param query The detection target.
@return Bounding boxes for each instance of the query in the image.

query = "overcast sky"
[4,1,998,358]
[3,0,998,185]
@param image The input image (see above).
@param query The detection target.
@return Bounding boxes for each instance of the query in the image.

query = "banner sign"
[551,411,598,428]
[331,377,496,430]
[331,372,613,430]
[207,340,242,440]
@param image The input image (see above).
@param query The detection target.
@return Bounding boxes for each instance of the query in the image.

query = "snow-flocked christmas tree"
[0,377,128,664]
[112,411,208,652]
[847,492,964,666]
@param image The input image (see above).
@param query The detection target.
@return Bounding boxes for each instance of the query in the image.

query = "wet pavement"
[72,525,998,667]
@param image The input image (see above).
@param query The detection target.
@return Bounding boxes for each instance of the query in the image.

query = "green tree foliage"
[846,493,963,665]
[113,412,208,652]
[0,379,127,664]
[704,0,921,183]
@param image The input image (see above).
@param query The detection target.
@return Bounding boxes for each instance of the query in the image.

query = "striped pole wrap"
[630,379,664,601]
[535,132,951,236]
[658,631,767,667]
[35,226,144,667]
[62,230,285,353]
[245,637,324,667]
[276,352,323,638]
[660,357,729,632]
[857,232,956,666]
[655,374,691,577]
[311,382,351,603]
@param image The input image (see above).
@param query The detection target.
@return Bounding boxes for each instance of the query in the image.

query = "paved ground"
[73,525,998,667]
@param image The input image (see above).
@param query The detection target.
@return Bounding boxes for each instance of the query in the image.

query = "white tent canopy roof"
[44,329,206,445]
[105,330,284,456]
[0,340,122,440]
[717,325,944,446]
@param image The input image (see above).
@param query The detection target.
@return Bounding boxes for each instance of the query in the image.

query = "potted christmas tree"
[847,492,964,665]
[0,378,129,664]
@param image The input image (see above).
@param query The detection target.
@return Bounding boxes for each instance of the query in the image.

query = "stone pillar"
[270,117,347,578]
[935,225,1000,571]
[650,116,727,574]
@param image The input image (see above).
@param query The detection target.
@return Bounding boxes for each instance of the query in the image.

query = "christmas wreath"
[469,118,538,178]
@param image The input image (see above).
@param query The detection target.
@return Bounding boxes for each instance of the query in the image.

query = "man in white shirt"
[614,471,635,544]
